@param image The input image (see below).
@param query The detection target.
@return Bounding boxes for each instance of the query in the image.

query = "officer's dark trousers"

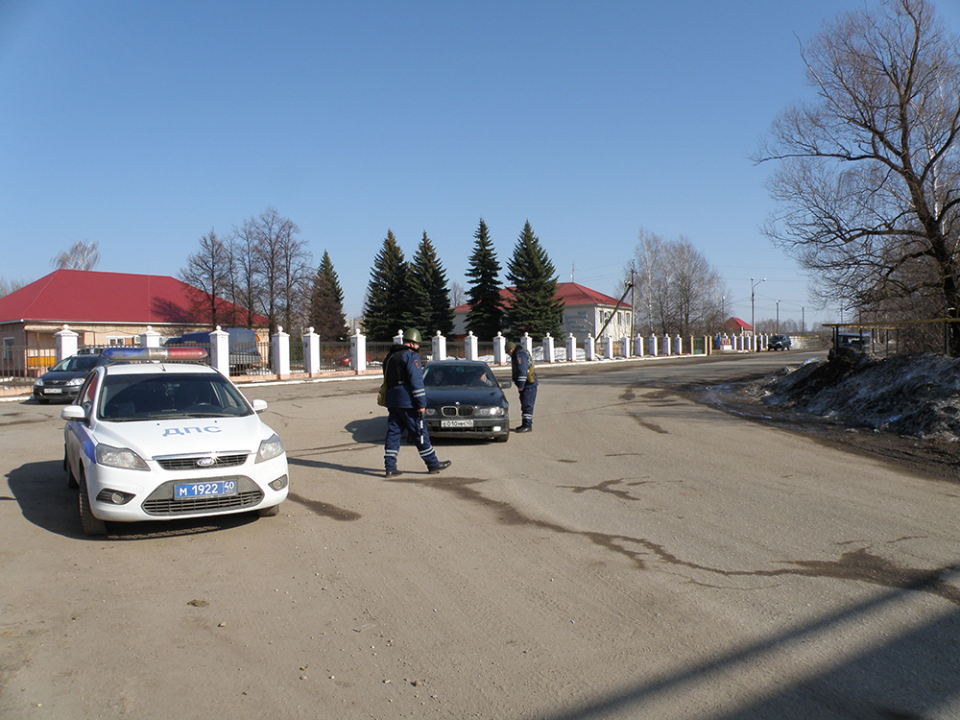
[519,384,537,429]
[384,408,440,472]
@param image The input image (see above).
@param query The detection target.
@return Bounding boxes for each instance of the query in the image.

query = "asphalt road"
[1,351,958,719]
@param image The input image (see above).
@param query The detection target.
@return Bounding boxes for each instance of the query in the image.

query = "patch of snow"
[757,353,960,441]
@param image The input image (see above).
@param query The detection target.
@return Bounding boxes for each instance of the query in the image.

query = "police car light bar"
[102,347,209,362]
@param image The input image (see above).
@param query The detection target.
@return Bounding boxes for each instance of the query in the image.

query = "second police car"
[61,347,289,536]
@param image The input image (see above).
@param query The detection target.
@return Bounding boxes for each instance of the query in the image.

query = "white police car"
[61,347,288,536]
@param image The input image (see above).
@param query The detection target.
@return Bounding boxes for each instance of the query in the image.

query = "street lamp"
[776,300,780,333]
[750,277,766,350]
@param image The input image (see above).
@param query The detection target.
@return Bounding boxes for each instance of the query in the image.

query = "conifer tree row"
[464,219,504,339]
[408,232,455,338]
[309,250,349,341]
[362,220,563,343]
[504,220,563,340]
[363,230,413,341]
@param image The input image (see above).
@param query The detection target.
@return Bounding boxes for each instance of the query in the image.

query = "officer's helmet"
[403,328,422,344]
[505,341,517,352]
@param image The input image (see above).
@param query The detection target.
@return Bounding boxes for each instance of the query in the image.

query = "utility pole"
[750,277,766,348]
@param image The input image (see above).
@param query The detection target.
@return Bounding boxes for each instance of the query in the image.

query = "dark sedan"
[768,334,792,351]
[422,360,511,443]
[33,353,107,403]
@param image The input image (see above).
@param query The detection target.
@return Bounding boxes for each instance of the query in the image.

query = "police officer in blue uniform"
[382,329,452,477]
[506,340,538,433]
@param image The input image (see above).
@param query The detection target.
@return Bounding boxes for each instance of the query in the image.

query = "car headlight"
[475,407,504,417]
[33,378,44,388]
[66,377,85,387]
[96,444,149,470]
[424,407,437,416]
[256,433,285,463]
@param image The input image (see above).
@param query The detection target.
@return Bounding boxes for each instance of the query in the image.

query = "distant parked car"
[828,332,868,361]
[166,328,262,371]
[336,354,372,367]
[33,353,108,404]
[768,334,791,351]
[422,360,511,443]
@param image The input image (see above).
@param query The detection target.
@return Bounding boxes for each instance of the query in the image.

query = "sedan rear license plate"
[175,480,238,499]
[441,419,473,428]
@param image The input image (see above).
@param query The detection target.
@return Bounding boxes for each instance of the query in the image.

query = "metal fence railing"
[0,346,58,391]
[822,319,960,358]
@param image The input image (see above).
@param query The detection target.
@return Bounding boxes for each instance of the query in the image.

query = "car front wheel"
[65,451,79,489]
[78,473,107,536]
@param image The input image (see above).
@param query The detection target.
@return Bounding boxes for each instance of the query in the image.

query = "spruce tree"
[504,220,564,339]
[363,230,412,341]
[309,250,349,341]
[408,232,455,338]
[464,219,504,339]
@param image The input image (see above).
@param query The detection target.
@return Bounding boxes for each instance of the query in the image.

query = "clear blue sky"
[4,1,959,328]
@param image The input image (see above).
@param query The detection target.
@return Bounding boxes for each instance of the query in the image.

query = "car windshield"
[424,365,496,387]
[98,373,253,421]
[51,355,100,373]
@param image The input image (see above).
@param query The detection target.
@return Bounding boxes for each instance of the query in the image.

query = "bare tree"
[0,278,27,297]
[52,240,100,270]
[237,207,311,334]
[231,220,262,329]
[179,229,230,326]
[758,0,960,352]
[449,281,465,309]
[276,222,314,333]
[625,230,724,336]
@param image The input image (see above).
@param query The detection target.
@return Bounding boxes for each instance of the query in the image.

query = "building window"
[2,337,12,361]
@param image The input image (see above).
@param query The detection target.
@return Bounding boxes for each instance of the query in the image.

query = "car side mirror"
[61,405,87,422]
[251,399,268,413]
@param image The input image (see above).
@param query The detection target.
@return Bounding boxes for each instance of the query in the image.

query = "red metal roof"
[0,269,265,325]
[724,317,753,332]
[454,282,622,313]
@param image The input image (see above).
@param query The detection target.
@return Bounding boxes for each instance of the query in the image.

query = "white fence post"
[272,326,290,378]
[303,327,320,375]
[55,325,78,362]
[603,336,614,359]
[432,331,447,362]
[210,326,230,375]
[465,331,478,361]
[521,332,533,355]
[351,330,367,372]
[565,333,577,362]
[493,332,507,365]
[542,334,555,362]
[140,325,161,349]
